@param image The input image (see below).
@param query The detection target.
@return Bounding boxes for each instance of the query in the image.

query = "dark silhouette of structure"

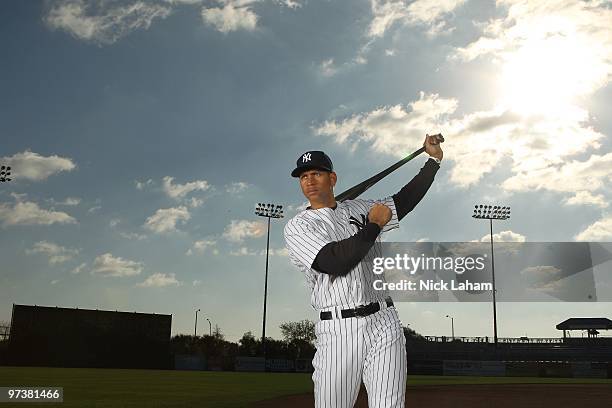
[8,304,172,369]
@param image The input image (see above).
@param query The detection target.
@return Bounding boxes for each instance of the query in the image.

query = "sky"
[1,0,611,342]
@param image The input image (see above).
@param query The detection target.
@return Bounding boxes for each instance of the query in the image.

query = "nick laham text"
[373,279,493,292]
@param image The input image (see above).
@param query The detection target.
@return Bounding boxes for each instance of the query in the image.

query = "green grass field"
[0,367,610,408]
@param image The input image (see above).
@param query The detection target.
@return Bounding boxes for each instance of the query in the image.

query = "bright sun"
[499,18,603,117]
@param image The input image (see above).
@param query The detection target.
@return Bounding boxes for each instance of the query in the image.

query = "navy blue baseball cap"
[291,151,334,177]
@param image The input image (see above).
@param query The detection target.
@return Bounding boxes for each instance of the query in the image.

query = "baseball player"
[284,135,442,408]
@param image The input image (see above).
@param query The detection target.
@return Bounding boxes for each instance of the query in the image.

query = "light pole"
[446,315,455,340]
[255,202,284,363]
[194,308,201,337]
[0,166,11,183]
[206,318,212,336]
[472,204,510,347]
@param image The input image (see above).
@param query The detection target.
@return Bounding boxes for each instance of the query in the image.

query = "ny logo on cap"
[302,153,312,163]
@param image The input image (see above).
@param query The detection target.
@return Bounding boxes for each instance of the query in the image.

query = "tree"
[279,320,315,344]
[238,331,259,356]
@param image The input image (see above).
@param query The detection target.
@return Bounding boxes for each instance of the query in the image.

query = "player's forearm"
[392,158,439,221]
[312,223,381,276]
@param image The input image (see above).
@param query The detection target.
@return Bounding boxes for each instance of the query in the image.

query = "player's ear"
[330,171,337,187]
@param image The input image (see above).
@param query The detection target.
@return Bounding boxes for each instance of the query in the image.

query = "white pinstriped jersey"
[284,196,399,311]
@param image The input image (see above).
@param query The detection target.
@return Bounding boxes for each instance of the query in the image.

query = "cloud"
[229,246,288,256]
[192,279,202,286]
[575,216,612,241]
[222,219,266,242]
[45,0,172,45]
[144,206,190,233]
[453,0,612,97]
[520,265,563,289]
[26,241,80,264]
[92,253,143,277]
[88,205,102,213]
[201,2,258,33]
[119,231,148,240]
[135,179,153,190]
[186,239,218,255]
[1,151,75,181]
[137,272,181,287]
[316,91,610,204]
[225,182,250,194]
[162,176,210,199]
[0,199,76,227]
[48,197,81,206]
[315,92,457,155]
[563,191,608,209]
[71,262,87,274]
[479,230,526,243]
[319,59,338,77]
[368,0,465,39]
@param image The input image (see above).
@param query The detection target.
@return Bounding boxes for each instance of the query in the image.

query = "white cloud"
[192,279,202,286]
[135,179,153,190]
[137,272,181,287]
[0,200,76,227]
[162,176,210,199]
[120,231,148,240]
[186,197,204,208]
[186,239,218,255]
[1,151,75,181]
[144,206,190,233]
[201,2,258,33]
[520,265,563,289]
[222,219,266,242]
[109,218,121,228]
[45,0,172,45]
[51,280,60,285]
[479,230,526,243]
[26,241,80,264]
[48,197,81,206]
[319,59,338,77]
[563,191,608,209]
[92,253,143,277]
[575,216,612,241]
[501,153,612,195]
[71,262,87,274]
[225,181,250,194]
[230,246,288,256]
[316,91,610,205]
[453,0,612,97]
[368,0,464,39]
[315,92,456,156]
[88,205,102,213]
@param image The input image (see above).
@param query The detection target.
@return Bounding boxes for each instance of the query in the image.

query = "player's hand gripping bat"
[334,133,444,202]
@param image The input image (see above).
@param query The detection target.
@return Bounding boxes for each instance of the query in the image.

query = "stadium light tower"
[206,318,212,336]
[194,308,201,337]
[0,166,11,182]
[255,203,284,364]
[445,315,455,340]
[472,204,510,348]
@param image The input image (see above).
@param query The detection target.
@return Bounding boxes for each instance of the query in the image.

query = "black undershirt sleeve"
[312,222,381,277]
[392,158,439,221]
[312,158,440,277]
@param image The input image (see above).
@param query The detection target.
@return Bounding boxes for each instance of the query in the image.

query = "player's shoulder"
[340,198,374,212]
[284,210,313,232]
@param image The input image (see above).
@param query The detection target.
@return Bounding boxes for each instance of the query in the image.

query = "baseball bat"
[334,134,444,202]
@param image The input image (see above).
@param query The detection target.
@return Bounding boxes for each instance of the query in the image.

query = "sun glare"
[499,19,602,117]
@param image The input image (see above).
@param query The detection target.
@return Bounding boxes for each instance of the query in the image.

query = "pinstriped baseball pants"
[312,306,407,408]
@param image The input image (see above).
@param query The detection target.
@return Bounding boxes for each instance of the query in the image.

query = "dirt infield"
[251,384,612,407]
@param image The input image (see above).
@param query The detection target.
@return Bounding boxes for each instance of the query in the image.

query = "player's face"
[299,169,336,203]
